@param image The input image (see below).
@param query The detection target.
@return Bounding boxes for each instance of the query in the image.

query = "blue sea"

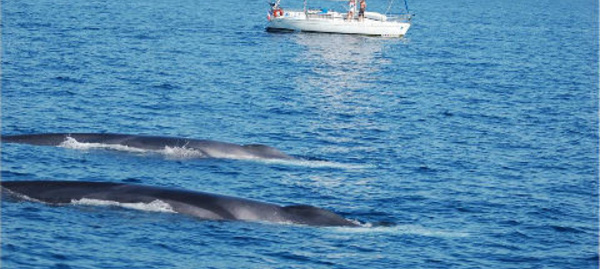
[2,0,599,268]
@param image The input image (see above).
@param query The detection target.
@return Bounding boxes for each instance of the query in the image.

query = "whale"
[1,133,293,160]
[0,180,358,227]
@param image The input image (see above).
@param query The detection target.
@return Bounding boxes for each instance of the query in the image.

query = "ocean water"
[1,0,599,268]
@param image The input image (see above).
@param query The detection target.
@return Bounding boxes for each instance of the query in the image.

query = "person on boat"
[358,0,366,21]
[346,0,355,21]
[269,2,284,18]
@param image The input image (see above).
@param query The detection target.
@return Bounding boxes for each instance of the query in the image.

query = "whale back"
[2,133,293,160]
[2,133,79,146]
[3,133,200,149]
[0,181,263,221]
[0,181,357,227]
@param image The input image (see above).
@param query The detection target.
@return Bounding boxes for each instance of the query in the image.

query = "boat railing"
[305,10,344,20]
[307,13,334,19]
[385,13,412,23]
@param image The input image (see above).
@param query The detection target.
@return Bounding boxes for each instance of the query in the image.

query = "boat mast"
[303,0,307,12]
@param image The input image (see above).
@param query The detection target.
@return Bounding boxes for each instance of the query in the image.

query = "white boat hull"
[267,11,410,37]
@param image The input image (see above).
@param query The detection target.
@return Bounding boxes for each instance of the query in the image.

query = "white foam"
[259,158,373,170]
[161,146,207,159]
[71,198,176,213]
[332,223,470,237]
[59,137,205,159]
[59,137,148,153]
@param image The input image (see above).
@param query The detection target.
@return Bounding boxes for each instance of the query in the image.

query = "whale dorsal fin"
[282,205,357,227]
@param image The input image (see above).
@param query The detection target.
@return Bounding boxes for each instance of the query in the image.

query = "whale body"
[1,133,293,160]
[1,180,358,227]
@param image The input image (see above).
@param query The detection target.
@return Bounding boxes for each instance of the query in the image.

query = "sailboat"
[266,0,412,37]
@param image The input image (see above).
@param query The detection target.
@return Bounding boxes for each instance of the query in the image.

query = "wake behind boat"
[266,0,412,37]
